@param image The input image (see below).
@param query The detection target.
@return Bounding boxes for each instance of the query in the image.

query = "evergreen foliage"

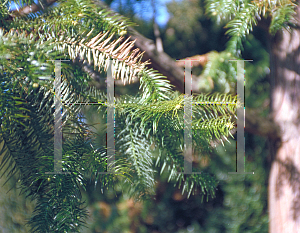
[0,0,294,231]
[205,0,298,55]
[0,0,238,231]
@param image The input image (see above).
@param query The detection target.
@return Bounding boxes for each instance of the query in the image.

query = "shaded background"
[0,0,271,232]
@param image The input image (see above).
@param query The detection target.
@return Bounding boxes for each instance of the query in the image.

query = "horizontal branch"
[176,54,209,67]
[7,0,280,140]
[127,27,187,93]
[92,0,202,93]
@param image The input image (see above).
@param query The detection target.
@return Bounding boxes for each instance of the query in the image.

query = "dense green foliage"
[0,0,246,232]
[0,0,297,232]
[74,0,294,232]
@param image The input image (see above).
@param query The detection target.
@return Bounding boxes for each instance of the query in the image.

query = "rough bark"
[268,4,300,232]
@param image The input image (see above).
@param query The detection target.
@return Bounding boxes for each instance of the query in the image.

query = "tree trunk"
[268,5,300,232]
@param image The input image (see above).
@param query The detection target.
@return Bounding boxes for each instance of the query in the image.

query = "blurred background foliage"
[0,0,271,232]
[79,0,270,232]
